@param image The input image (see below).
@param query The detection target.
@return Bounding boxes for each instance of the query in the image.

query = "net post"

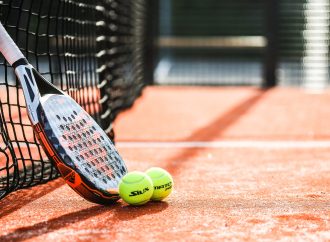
[144,0,159,85]
[263,0,278,88]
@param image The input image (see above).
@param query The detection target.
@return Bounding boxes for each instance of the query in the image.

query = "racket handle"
[0,22,25,66]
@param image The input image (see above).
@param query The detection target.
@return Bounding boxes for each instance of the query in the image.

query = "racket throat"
[14,63,41,124]
[31,68,64,96]
[14,59,64,124]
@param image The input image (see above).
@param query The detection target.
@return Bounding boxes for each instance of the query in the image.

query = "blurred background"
[149,0,330,89]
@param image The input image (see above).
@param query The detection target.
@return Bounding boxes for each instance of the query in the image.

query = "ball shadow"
[113,200,169,221]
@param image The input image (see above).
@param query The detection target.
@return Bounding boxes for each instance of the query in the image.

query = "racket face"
[39,94,127,196]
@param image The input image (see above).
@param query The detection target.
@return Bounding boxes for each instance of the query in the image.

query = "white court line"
[116,141,330,149]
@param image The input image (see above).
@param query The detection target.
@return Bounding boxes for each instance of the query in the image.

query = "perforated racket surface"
[44,95,126,189]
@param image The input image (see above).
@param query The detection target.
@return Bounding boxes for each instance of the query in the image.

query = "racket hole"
[68,117,72,122]
[90,129,94,134]
[63,135,67,140]
[111,174,116,179]
[88,141,92,146]
[76,124,80,129]
[86,131,90,136]
[121,169,125,175]
[101,136,105,140]
[68,136,73,141]
[73,111,77,115]
[71,114,75,119]
[103,179,107,184]
[56,115,61,120]
[69,146,73,151]
[63,117,67,122]
[83,119,87,124]
[76,156,80,161]
[91,161,95,166]
[87,163,92,168]
[60,125,64,130]
[92,126,96,131]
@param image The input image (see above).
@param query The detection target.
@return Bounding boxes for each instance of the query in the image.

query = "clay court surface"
[0,86,329,241]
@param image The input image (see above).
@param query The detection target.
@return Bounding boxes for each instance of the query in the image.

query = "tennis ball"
[146,167,173,201]
[119,171,154,206]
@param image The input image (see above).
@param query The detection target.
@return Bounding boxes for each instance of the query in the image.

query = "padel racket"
[0,23,127,205]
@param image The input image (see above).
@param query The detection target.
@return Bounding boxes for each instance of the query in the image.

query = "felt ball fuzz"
[119,171,154,206]
[146,167,173,201]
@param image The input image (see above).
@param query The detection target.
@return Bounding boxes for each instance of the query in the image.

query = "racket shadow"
[0,179,64,218]
[0,204,114,241]
[0,201,169,241]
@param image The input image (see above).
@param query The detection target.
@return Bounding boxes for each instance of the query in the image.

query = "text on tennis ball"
[154,181,172,191]
[129,187,150,196]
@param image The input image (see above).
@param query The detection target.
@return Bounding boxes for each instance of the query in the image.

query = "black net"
[96,0,146,133]
[0,0,147,199]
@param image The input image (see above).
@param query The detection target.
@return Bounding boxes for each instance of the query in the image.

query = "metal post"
[263,0,278,87]
[144,0,159,85]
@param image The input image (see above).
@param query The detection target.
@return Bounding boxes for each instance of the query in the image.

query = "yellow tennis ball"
[146,167,173,201]
[119,171,154,206]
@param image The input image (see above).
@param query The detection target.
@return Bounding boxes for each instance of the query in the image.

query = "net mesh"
[0,0,147,199]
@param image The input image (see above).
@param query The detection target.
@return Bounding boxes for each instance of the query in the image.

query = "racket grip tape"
[0,22,25,65]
